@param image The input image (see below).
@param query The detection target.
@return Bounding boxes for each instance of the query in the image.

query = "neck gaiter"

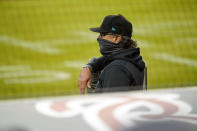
[97,38,123,56]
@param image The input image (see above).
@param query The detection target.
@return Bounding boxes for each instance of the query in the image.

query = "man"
[78,14,145,94]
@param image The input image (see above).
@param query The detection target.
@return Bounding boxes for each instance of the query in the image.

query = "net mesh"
[0,0,197,99]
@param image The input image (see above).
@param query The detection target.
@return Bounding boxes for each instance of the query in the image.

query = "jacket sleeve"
[87,56,106,72]
[99,65,132,91]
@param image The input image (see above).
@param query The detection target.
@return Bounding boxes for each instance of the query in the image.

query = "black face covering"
[97,38,123,56]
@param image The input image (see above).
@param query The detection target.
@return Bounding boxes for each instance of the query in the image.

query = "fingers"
[87,79,91,88]
[78,67,92,94]
[80,87,85,94]
[78,79,86,94]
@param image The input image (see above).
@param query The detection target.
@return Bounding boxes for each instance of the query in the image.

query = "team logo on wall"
[35,94,197,131]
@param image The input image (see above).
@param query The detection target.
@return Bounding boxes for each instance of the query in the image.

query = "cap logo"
[112,27,116,31]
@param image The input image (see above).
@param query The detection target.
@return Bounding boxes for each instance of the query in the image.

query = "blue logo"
[112,27,116,31]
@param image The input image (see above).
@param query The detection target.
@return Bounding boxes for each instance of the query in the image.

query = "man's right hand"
[78,67,92,94]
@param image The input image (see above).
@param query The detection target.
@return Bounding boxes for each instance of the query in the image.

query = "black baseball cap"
[90,14,133,37]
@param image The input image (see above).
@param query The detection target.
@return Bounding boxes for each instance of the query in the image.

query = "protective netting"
[0,0,197,99]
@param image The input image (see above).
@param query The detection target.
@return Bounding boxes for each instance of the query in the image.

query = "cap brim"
[90,27,108,33]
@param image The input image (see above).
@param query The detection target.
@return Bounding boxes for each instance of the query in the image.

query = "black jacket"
[89,48,145,92]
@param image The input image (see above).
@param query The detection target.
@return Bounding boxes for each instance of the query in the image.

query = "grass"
[0,0,197,99]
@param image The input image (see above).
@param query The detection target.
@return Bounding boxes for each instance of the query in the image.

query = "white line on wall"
[174,37,197,44]
[64,61,86,68]
[0,65,70,84]
[137,40,152,48]
[0,65,30,72]
[0,36,60,54]
[0,31,97,55]
[40,30,97,45]
[153,53,197,67]
[39,38,92,45]
[4,72,70,84]
[0,70,66,78]
[135,20,196,36]
[136,20,196,30]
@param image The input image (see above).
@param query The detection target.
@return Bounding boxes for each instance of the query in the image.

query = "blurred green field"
[0,0,197,99]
